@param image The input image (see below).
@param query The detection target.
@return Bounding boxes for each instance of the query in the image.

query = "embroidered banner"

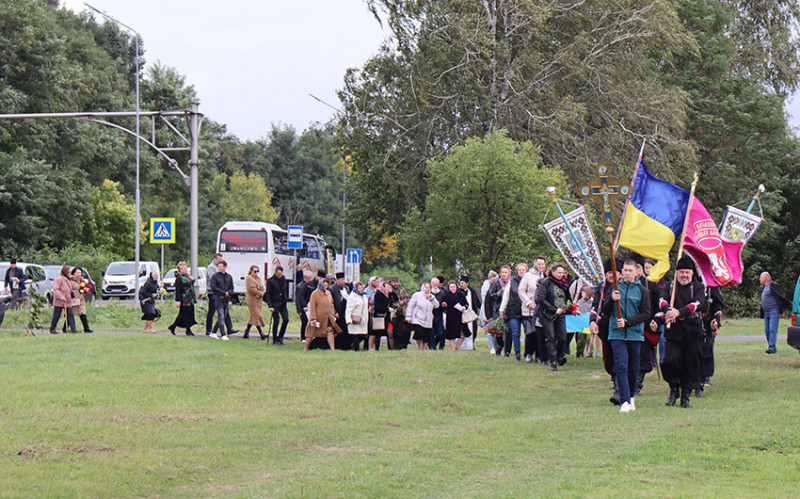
[543,206,604,285]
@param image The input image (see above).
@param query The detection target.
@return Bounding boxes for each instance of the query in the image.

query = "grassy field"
[0,322,799,497]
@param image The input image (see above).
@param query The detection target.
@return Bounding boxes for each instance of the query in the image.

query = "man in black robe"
[658,255,708,409]
[696,286,723,397]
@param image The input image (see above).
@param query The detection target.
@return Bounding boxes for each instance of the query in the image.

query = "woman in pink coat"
[49,265,77,334]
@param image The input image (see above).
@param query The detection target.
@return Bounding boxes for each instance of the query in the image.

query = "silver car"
[0,262,49,307]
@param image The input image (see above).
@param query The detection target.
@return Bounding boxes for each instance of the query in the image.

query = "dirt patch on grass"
[103,415,214,424]
[270,441,374,453]
[16,444,116,459]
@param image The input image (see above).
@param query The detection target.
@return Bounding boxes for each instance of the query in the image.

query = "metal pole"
[160,244,164,284]
[84,4,142,297]
[188,102,201,284]
[342,156,346,272]
[134,33,141,298]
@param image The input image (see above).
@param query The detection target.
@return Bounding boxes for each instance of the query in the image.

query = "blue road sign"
[150,218,175,244]
[287,225,303,249]
[346,248,362,264]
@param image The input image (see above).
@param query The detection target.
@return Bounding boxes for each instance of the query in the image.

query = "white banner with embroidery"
[543,206,604,285]
[719,206,762,244]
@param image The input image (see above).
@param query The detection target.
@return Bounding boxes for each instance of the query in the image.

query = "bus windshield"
[219,230,268,252]
[272,231,293,256]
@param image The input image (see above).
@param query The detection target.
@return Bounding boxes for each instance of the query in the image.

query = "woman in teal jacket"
[602,259,651,413]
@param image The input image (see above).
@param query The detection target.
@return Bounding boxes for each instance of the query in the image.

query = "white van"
[215,221,328,299]
[101,261,161,299]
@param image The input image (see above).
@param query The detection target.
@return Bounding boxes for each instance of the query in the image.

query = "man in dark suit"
[759,272,792,354]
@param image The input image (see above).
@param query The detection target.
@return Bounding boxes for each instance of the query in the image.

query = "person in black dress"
[168,261,197,335]
[371,281,399,350]
[442,280,469,350]
[139,271,160,333]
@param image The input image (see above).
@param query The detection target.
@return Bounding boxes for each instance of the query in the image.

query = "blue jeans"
[486,331,496,352]
[764,312,780,352]
[505,318,522,355]
[611,340,642,405]
[430,319,445,350]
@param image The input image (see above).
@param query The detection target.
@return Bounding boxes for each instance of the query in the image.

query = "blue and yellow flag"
[617,160,689,280]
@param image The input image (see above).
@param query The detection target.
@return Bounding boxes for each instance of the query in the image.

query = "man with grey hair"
[759,272,791,354]
[295,270,314,342]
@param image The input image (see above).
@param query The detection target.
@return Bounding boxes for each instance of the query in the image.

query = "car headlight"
[102,279,107,286]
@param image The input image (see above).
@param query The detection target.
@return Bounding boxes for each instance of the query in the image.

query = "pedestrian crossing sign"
[149,218,176,244]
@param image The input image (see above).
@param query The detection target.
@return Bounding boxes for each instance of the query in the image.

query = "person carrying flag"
[658,256,708,408]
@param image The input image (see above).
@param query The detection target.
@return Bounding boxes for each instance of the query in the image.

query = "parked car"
[163,267,207,296]
[787,274,800,354]
[0,262,49,306]
[163,268,178,293]
[43,265,97,304]
[101,261,161,299]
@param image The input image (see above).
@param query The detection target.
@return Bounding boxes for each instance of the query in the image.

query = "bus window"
[304,236,320,260]
[273,232,293,256]
[219,230,268,252]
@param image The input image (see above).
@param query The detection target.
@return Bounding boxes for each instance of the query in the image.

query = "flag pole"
[613,138,646,252]
[666,171,700,329]
[746,184,766,214]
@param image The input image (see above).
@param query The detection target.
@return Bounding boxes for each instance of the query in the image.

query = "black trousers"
[298,310,308,341]
[541,315,566,363]
[639,340,656,374]
[522,317,536,358]
[271,305,289,339]
[50,306,76,332]
[661,337,702,390]
[700,332,715,379]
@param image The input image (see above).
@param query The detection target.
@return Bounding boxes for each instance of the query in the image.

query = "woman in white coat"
[345,281,370,351]
[406,282,439,351]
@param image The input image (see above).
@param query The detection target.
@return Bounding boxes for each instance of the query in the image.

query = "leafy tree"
[339,0,697,251]
[83,179,137,258]
[401,130,566,276]
[0,150,91,257]
[207,170,278,229]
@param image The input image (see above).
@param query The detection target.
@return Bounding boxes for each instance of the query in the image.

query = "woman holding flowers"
[69,267,93,333]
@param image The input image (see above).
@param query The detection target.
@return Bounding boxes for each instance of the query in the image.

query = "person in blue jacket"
[602,259,651,413]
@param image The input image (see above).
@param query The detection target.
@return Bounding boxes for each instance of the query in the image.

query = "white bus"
[215,221,328,299]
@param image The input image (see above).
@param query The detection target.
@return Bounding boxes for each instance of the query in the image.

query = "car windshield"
[0,265,7,278]
[165,269,176,279]
[44,266,61,279]
[106,263,137,276]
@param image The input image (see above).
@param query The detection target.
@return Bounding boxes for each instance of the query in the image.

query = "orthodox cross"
[579,163,629,231]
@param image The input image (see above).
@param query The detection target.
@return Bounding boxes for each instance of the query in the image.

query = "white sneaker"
[630,397,636,411]
[208,333,219,339]
[620,402,632,413]
[489,348,496,355]
[221,335,229,341]
[525,354,533,363]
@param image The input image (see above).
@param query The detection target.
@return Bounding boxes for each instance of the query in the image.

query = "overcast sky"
[61,0,388,141]
[62,1,799,142]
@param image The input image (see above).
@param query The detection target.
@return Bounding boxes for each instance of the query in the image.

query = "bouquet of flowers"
[485,317,506,338]
[553,300,576,319]
[78,279,93,295]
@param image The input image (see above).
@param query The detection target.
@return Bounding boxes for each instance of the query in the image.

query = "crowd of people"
[10,247,795,415]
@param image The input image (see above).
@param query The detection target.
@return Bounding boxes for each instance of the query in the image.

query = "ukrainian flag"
[617,160,689,281]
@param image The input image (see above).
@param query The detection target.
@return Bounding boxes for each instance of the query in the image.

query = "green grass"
[0,330,799,497]
[0,302,305,335]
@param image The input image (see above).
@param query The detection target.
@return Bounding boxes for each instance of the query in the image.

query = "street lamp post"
[309,93,346,263]
[85,3,142,295]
